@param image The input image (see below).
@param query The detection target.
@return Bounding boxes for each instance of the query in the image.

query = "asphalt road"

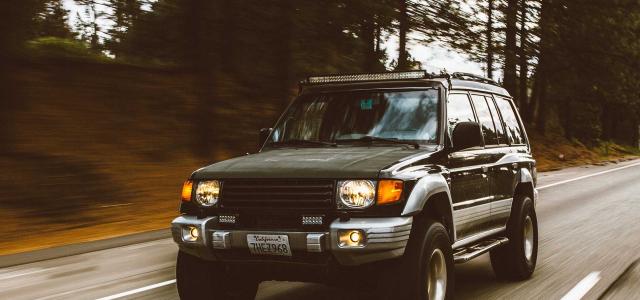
[2,159,640,300]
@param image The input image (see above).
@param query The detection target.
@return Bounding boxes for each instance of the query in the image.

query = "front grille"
[221,179,335,210]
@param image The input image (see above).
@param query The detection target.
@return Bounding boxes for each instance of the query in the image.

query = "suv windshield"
[268,89,439,146]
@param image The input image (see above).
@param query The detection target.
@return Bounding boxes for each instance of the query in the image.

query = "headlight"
[337,180,376,209]
[195,180,221,207]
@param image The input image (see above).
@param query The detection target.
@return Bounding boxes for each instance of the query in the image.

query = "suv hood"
[192,147,432,179]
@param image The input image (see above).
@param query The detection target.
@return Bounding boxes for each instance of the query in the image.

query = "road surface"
[2,159,640,300]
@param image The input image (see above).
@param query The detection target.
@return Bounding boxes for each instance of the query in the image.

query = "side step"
[453,237,509,264]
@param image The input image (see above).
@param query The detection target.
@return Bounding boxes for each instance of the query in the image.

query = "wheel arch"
[401,173,455,241]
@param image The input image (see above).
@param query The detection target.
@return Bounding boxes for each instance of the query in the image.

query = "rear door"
[446,93,493,240]
[490,96,530,227]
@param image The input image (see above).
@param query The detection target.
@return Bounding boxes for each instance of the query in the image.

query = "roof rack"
[450,72,500,86]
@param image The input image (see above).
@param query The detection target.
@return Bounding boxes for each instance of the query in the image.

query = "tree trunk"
[518,0,529,120]
[277,0,293,106]
[220,1,237,74]
[186,0,219,159]
[361,18,376,72]
[503,0,518,103]
[535,0,551,134]
[486,0,494,79]
[397,0,409,70]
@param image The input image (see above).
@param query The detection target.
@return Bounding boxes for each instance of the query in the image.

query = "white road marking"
[0,268,48,280]
[538,161,640,190]
[99,203,133,208]
[560,271,601,300]
[94,279,176,300]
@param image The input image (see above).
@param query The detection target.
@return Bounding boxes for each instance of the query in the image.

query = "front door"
[448,150,494,240]
[446,92,494,240]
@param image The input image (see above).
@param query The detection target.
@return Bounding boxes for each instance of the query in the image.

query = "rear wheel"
[176,251,259,300]
[490,195,538,280]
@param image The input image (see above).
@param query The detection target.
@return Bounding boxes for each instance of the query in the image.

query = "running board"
[453,237,509,264]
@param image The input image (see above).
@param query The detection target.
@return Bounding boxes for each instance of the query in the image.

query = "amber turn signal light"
[377,180,403,205]
[181,180,193,202]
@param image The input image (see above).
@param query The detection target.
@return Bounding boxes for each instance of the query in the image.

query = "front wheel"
[490,195,538,280]
[176,251,259,300]
[384,218,454,300]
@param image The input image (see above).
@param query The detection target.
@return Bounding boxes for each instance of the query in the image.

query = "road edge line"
[0,229,171,268]
[94,279,176,300]
[538,161,640,190]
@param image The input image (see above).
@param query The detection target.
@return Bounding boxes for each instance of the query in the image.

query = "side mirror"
[258,128,273,150]
[451,122,484,152]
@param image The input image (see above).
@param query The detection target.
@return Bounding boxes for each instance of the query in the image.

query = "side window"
[495,97,526,145]
[446,93,476,136]
[485,96,507,145]
[471,95,499,145]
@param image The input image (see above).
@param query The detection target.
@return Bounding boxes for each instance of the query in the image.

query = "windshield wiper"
[353,136,420,149]
[271,139,337,147]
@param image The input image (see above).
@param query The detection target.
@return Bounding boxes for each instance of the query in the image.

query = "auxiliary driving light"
[302,215,323,225]
[338,230,366,248]
[218,215,236,224]
[182,226,200,242]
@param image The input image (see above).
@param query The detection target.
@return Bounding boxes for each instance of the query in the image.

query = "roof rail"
[450,72,500,86]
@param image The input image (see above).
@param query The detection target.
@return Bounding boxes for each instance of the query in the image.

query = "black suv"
[172,71,538,300]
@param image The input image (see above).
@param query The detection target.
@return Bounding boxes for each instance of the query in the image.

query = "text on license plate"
[246,234,291,256]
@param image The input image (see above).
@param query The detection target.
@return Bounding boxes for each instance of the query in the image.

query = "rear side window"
[447,93,476,136]
[495,97,526,145]
[485,96,507,145]
[471,95,499,145]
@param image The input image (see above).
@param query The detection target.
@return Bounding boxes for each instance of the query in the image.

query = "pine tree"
[36,0,72,38]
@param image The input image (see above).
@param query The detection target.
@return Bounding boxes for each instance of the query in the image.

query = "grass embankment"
[0,61,637,255]
[530,132,640,172]
[0,61,280,255]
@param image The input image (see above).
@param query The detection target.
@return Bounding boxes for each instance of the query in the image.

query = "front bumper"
[171,215,412,266]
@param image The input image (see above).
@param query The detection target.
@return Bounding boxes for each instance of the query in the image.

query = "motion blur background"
[0,0,639,255]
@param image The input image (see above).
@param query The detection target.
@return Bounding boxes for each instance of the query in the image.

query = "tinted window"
[471,95,498,145]
[447,93,476,136]
[495,97,525,144]
[485,96,507,144]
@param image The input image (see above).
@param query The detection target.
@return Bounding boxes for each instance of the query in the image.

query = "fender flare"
[516,167,537,208]
[401,173,455,240]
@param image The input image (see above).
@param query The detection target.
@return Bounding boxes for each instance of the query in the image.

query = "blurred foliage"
[1,0,639,154]
[26,37,109,62]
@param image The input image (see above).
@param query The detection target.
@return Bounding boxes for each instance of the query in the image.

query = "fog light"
[349,231,361,243]
[190,227,199,239]
[338,230,366,248]
[182,226,200,242]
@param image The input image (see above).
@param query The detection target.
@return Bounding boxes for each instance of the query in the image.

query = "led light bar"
[302,215,324,225]
[307,70,428,84]
[218,215,236,224]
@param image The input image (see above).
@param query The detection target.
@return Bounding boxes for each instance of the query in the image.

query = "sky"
[63,0,485,77]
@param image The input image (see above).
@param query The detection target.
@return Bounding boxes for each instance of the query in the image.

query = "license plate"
[246,234,292,257]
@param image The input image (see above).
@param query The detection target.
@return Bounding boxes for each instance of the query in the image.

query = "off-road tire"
[383,218,454,300]
[176,250,259,300]
[490,195,538,280]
